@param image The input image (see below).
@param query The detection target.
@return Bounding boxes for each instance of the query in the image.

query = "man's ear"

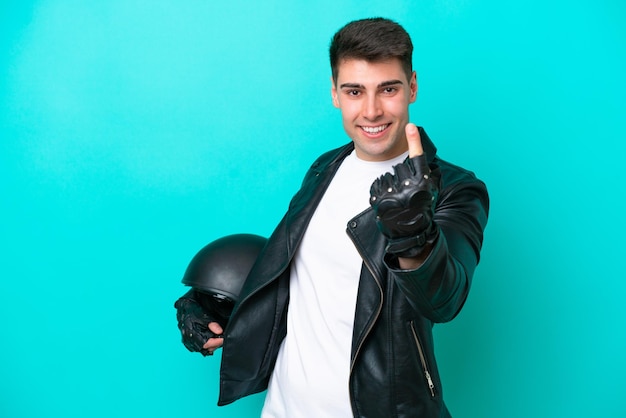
[331,76,340,108]
[410,71,418,103]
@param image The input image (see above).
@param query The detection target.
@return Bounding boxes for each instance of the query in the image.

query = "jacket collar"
[417,126,438,164]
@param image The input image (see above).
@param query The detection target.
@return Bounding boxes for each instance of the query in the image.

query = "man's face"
[331,58,417,162]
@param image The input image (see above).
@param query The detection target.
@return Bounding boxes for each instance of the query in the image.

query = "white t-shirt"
[261,150,407,418]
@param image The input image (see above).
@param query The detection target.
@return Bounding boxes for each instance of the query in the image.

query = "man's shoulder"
[313,142,354,166]
[305,142,354,173]
[435,156,488,200]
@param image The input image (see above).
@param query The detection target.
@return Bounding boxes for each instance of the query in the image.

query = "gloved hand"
[369,153,440,258]
[174,290,223,356]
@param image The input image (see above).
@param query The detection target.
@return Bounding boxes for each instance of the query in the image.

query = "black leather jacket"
[217,128,489,417]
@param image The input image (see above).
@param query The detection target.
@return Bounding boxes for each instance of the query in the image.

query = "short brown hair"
[329,18,413,83]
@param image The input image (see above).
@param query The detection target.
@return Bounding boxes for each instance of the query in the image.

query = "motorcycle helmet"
[181,233,266,318]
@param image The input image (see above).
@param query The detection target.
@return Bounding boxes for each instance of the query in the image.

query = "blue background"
[1,1,625,417]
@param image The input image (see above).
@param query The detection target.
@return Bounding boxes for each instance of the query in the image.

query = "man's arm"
[370,124,489,322]
[395,176,488,322]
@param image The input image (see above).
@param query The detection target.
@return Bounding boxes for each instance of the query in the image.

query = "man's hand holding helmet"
[175,290,224,356]
[174,234,267,357]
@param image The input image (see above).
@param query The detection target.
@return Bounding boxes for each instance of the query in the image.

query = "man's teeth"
[362,125,389,134]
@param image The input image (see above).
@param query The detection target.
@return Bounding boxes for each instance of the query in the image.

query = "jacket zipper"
[346,249,383,418]
[348,251,383,375]
[409,321,436,397]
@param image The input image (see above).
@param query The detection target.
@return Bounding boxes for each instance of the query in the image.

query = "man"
[176,17,489,417]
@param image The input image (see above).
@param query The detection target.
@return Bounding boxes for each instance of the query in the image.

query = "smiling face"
[331,58,417,161]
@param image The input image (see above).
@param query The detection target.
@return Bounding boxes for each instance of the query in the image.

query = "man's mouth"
[360,124,390,135]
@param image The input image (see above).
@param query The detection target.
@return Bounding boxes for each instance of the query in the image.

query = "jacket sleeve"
[387,160,490,323]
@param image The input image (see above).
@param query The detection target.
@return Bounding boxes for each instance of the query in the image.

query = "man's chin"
[354,143,400,162]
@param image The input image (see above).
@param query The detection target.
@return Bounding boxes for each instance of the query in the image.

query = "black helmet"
[182,233,266,309]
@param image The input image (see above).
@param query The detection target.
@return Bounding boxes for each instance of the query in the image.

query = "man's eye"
[382,87,397,94]
[345,89,360,96]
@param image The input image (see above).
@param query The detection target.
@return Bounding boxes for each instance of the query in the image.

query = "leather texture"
[370,154,441,258]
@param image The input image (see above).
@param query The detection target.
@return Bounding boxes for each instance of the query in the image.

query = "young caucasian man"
[176,17,489,417]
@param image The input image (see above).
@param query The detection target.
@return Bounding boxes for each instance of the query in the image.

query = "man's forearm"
[397,242,433,270]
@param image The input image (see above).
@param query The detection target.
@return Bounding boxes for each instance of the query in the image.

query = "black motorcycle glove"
[369,154,441,259]
[174,290,222,356]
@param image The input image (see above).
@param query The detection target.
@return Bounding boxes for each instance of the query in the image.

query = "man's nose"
[362,95,383,120]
